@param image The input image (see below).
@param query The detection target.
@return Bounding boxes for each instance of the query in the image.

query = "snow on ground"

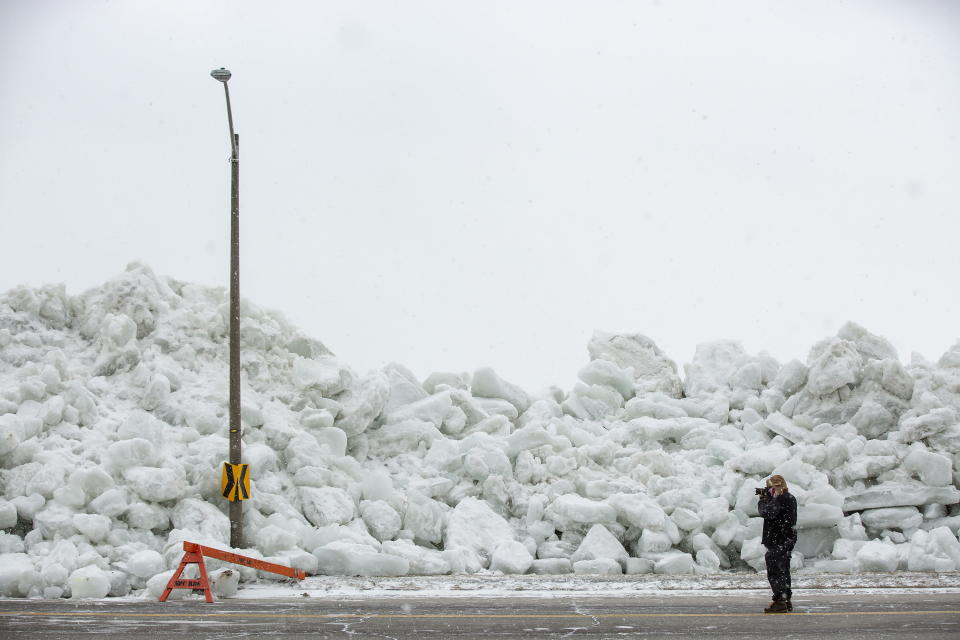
[0,264,958,600]
[233,571,960,600]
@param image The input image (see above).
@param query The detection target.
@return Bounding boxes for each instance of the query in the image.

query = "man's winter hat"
[766,474,788,491]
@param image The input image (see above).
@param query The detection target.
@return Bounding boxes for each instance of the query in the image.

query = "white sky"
[1,0,958,392]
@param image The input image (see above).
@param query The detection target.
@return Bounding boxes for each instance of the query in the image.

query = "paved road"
[1,591,958,639]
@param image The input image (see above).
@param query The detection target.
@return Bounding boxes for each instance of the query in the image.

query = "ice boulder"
[209,567,240,598]
[334,372,390,436]
[684,341,748,396]
[0,500,18,529]
[696,549,722,572]
[899,407,956,443]
[727,444,791,475]
[471,367,529,414]
[68,565,110,599]
[361,500,402,542]
[0,415,23,456]
[253,525,299,556]
[403,491,445,544]
[170,499,230,543]
[806,338,861,396]
[903,448,953,487]
[384,391,452,429]
[313,542,409,576]
[856,541,899,572]
[299,487,355,527]
[850,399,897,439]
[127,550,164,579]
[797,504,844,529]
[577,359,635,400]
[573,558,622,575]
[381,363,427,414]
[860,507,922,532]
[72,514,111,543]
[444,497,514,570]
[838,322,898,362]
[772,360,808,396]
[146,570,184,600]
[654,552,696,574]
[569,524,629,568]
[381,540,451,575]
[489,541,534,574]
[843,482,960,511]
[607,493,668,530]
[123,466,185,502]
[545,494,617,530]
[587,331,682,397]
[0,553,34,597]
[562,383,624,420]
[907,527,960,571]
[530,558,573,575]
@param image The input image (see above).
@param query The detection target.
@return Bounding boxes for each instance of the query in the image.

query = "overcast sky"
[1,0,958,391]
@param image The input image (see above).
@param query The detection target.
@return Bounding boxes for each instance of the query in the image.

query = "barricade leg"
[159,545,213,603]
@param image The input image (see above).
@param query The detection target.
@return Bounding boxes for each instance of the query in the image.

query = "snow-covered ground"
[231,572,960,600]
[0,264,958,600]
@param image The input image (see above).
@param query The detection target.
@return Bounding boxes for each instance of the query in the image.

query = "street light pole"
[211,67,242,549]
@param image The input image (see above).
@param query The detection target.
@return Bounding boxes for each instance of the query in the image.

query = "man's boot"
[764,600,788,613]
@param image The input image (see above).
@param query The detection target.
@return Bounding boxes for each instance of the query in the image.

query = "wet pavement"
[1,590,958,638]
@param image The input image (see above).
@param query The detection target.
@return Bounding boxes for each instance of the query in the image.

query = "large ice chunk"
[444,497,514,570]
[907,527,960,571]
[313,542,409,576]
[899,408,956,443]
[771,360,808,396]
[806,338,862,396]
[381,540,451,575]
[654,552,696,574]
[545,494,618,530]
[361,500,402,542]
[170,499,230,543]
[684,341,748,396]
[577,360,635,400]
[587,331,682,397]
[903,448,953,487]
[299,487,355,527]
[128,550,164,579]
[573,558,622,575]
[860,507,922,531]
[843,482,960,511]
[122,466,185,502]
[569,524,629,568]
[334,372,390,436]
[68,565,110,599]
[726,444,791,475]
[471,368,529,414]
[489,541,534,574]
[837,322,898,362]
[856,541,899,572]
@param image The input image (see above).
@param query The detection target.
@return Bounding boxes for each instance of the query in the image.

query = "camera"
[755,487,766,496]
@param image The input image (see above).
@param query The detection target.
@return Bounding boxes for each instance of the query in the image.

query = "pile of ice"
[0,264,958,599]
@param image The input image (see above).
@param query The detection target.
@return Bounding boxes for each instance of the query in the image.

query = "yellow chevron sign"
[221,463,250,502]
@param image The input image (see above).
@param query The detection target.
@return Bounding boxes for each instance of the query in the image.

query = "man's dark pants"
[765,540,794,602]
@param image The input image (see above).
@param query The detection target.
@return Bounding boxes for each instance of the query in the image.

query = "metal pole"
[223,84,242,550]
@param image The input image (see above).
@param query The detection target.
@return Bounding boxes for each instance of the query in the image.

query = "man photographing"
[757,474,797,613]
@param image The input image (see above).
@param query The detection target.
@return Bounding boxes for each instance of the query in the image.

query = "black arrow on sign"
[222,463,236,500]
[237,464,249,500]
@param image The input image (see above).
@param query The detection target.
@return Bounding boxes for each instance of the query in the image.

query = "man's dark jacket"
[758,490,797,547]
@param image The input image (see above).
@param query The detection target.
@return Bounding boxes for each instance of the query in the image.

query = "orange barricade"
[160,541,307,603]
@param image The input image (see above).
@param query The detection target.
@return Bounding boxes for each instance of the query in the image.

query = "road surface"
[1,590,958,638]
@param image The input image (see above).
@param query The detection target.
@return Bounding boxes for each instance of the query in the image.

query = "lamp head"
[210,68,232,83]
